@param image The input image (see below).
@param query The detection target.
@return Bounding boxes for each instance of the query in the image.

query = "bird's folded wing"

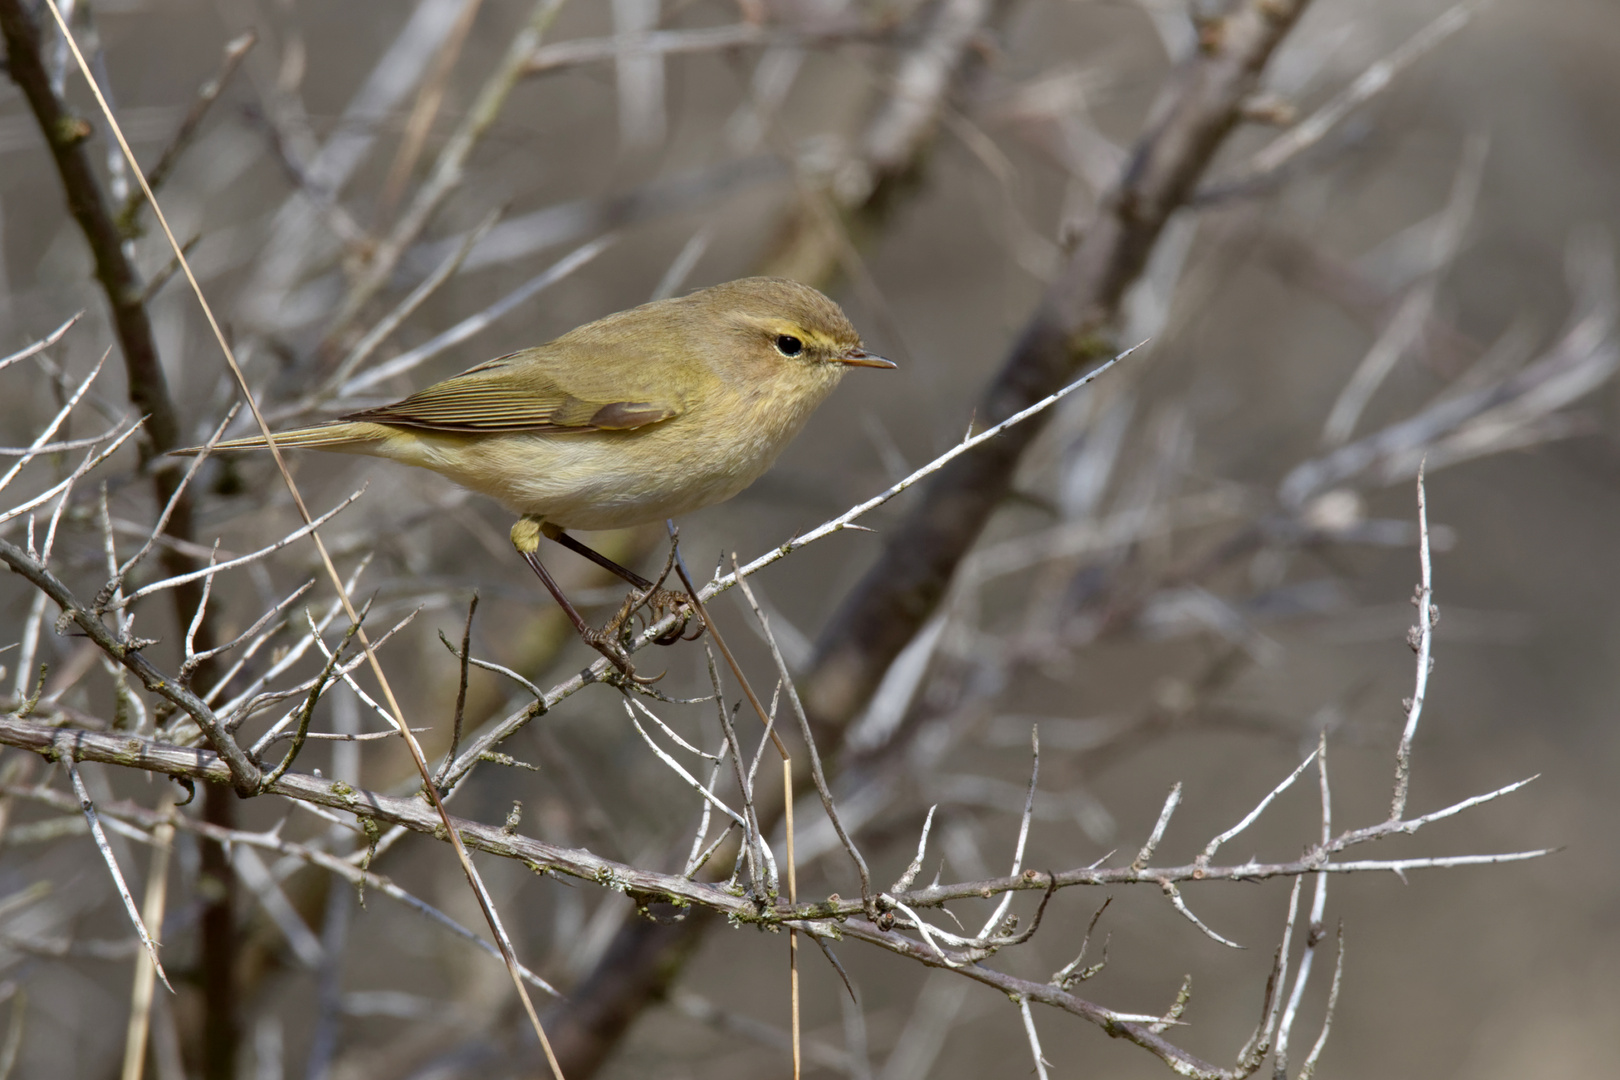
[341,353,681,434]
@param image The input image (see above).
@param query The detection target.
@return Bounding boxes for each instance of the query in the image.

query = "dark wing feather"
[342,354,681,434]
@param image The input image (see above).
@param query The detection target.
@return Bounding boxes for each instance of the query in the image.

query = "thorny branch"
[0,2,1580,1078]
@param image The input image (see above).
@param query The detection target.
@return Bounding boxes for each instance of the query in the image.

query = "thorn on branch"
[1148,974,1192,1035]
[14,664,47,719]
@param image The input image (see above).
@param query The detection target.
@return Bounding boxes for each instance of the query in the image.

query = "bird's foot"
[643,587,703,645]
[580,623,664,684]
[638,535,704,645]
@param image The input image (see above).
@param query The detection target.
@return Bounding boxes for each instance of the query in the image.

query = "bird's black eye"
[775,334,804,357]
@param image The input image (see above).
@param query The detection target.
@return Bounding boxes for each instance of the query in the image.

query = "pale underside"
[343,402,820,531]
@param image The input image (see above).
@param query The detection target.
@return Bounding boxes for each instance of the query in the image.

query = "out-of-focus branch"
[758,0,1011,286]
[324,0,568,341]
[804,0,1315,744]
[523,18,886,76]
[0,781,559,996]
[115,29,257,232]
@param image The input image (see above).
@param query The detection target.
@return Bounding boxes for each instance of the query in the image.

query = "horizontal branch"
[523,19,884,75]
[0,717,1549,930]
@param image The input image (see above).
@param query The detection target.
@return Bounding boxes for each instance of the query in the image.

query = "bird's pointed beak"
[833,347,897,369]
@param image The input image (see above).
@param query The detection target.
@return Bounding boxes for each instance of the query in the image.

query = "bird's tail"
[170,421,386,457]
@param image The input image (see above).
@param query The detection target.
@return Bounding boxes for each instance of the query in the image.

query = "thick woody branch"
[0,0,179,460]
[759,0,1010,286]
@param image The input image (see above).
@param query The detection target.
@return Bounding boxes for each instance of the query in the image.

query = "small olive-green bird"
[180,277,892,667]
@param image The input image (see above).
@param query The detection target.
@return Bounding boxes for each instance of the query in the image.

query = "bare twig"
[1242,5,1476,183]
[435,592,479,787]
[1133,782,1182,870]
[889,805,938,896]
[975,727,1040,940]
[327,0,569,335]
[1051,898,1112,990]
[1199,749,1320,870]
[1297,926,1345,1080]
[1391,468,1433,820]
[0,349,108,498]
[335,234,613,397]
[0,539,261,791]
[117,488,364,608]
[67,762,169,990]
[622,698,748,832]
[0,311,82,373]
[116,30,257,229]
[1017,996,1051,1080]
[258,609,368,791]
[0,423,143,530]
[1276,741,1335,1076]
[1162,881,1242,949]
[101,406,239,607]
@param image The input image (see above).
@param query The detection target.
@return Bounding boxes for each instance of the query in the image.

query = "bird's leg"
[512,517,645,679]
[541,523,698,645]
[542,522,654,589]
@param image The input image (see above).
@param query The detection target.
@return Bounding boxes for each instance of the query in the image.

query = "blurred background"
[2,0,1619,1077]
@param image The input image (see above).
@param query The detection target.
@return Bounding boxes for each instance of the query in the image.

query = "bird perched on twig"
[177,277,893,674]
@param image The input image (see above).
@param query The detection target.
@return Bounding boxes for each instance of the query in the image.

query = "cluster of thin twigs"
[0,300,1558,1078]
[0,1,1601,1079]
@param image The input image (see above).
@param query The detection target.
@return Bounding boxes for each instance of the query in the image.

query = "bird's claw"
[641,587,702,646]
[581,627,665,684]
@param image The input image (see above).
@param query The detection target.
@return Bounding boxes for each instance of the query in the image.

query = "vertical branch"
[436,592,480,787]
[785,757,800,1080]
[1277,740,1335,1077]
[0,0,179,461]
[1017,997,1051,1080]
[0,6,240,1072]
[1391,468,1434,820]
